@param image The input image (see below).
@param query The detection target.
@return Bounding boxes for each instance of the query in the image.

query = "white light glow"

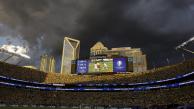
[176,36,194,49]
[0,44,30,59]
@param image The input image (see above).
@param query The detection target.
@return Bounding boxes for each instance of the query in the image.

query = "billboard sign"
[88,59,113,73]
[76,60,88,74]
[113,58,127,72]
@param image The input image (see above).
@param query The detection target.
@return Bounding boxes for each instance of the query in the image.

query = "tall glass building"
[40,54,56,73]
[61,37,80,74]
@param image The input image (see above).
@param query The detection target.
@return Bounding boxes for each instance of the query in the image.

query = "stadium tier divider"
[0,72,194,91]
[0,71,193,88]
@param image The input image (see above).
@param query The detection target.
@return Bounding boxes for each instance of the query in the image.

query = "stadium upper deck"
[0,58,193,84]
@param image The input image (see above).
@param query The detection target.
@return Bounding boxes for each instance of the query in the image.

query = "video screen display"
[76,60,88,74]
[113,58,127,72]
[88,59,113,73]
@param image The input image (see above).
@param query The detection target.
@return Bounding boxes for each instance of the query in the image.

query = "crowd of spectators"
[0,59,194,108]
[0,62,47,82]
[0,58,193,84]
[0,85,194,108]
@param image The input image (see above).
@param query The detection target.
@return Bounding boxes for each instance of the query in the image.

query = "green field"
[88,61,113,73]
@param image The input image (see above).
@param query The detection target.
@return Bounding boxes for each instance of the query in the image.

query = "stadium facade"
[90,42,147,72]
[40,54,56,73]
[23,65,37,69]
[61,37,80,74]
[73,41,147,74]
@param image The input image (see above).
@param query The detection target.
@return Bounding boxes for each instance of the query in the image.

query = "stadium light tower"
[176,36,194,54]
[0,44,30,65]
[181,47,194,54]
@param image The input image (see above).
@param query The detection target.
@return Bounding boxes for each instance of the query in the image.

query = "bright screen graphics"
[113,58,127,72]
[76,60,88,74]
[88,59,113,73]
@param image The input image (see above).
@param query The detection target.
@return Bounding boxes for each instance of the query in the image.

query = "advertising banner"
[76,60,88,74]
[113,58,127,72]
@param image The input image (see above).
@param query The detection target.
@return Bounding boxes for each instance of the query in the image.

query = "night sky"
[0,0,193,71]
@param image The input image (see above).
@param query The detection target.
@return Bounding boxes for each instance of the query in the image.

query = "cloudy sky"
[0,0,193,71]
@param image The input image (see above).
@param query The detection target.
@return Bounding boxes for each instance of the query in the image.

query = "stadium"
[0,1,194,108]
[0,36,194,109]
[0,55,194,109]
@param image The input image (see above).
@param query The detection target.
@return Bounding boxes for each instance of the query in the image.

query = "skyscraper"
[48,56,56,73]
[61,37,80,74]
[40,54,48,72]
[40,54,56,73]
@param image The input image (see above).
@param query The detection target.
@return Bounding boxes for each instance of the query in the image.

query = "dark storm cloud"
[0,0,91,67]
[0,0,93,48]
[77,0,194,67]
[0,0,193,70]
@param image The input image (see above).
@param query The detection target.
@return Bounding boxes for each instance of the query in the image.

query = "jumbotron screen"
[113,58,127,72]
[76,60,88,74]
[88,59,113,73]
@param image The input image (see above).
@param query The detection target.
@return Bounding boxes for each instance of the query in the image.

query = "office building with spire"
[61,37,80,74]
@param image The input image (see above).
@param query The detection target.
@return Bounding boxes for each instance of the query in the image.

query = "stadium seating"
[0,58,193,84]
[0,58,193,108]
[0,62,47,83]
[0,85,194,108]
